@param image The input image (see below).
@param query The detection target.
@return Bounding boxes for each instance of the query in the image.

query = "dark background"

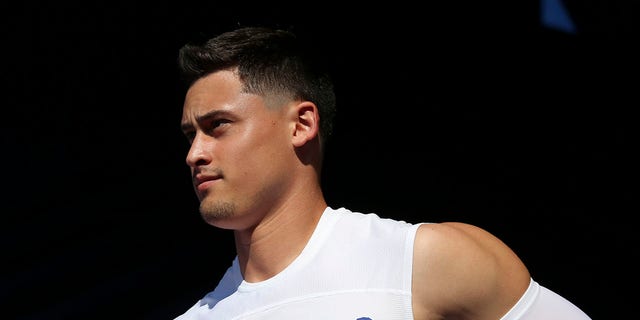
[2,1,636,319]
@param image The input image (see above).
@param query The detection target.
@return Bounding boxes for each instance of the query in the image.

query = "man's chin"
[200,201,235,221]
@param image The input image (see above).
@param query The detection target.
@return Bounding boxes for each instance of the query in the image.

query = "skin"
[181,69,327,282]
[181,69,531,319]
[411,223,531,319]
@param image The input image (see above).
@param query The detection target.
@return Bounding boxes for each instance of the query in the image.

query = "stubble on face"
[200,201,235,225]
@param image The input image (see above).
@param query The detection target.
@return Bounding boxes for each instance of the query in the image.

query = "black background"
[2,1,637,319]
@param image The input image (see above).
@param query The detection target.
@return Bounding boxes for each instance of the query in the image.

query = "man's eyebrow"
[180,121,194,133]
[180,109,229,132]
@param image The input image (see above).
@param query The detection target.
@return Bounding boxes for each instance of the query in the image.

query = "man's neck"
[234,199,327,283]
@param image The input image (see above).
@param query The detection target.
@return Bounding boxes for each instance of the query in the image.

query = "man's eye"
[211,120,224,128]
[210,119,230,130]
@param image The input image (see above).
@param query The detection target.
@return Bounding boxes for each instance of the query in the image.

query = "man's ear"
[291,101,320,147]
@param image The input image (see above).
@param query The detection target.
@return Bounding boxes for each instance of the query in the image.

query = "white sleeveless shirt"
[175,206,420,319]
[175,207,592,320]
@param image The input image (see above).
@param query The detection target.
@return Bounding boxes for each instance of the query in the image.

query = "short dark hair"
[177,26,337,145]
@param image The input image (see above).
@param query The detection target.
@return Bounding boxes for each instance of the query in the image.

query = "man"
[174,26,591,319]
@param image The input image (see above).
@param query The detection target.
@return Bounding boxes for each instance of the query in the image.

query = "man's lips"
[196,179,217,193]
[194,174,221,193]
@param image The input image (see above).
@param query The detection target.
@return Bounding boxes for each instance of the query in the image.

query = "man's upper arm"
[411,222,531,319]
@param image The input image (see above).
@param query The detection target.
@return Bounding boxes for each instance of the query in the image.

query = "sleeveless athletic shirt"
[175,207,419,319]
[174,207,557,320]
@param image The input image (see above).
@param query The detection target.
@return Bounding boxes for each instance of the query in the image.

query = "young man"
[174,26,592,319]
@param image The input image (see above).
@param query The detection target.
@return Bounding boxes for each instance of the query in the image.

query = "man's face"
[180,70,297,230]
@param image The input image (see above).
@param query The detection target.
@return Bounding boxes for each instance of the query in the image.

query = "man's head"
[178,26,336,149]
[178,26,335,229]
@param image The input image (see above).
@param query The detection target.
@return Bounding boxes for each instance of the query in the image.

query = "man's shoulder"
[413,222,518,263]
[411,222,531,318]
